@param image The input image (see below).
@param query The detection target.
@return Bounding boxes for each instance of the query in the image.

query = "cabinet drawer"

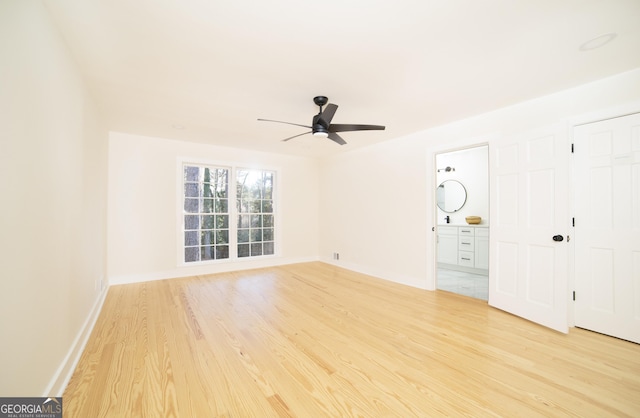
[459,236,475,251]
[438,226,458,236]
[459,251,474,267]
[458,227,475,236]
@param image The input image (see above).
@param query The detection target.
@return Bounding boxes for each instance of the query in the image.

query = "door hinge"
[573,291,576,301]
[572,217,575,227]
[571,143,574,153]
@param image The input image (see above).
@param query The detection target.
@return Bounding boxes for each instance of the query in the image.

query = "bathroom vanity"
[437,225,489,274]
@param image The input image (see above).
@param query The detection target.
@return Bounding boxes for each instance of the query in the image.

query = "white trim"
[109,256,318,285]
[322,258,427,290]
[568,99,640,128]
[43,285,108,397]
[565,102,640,328]
[176,157,281,266]
[426,138,496,292]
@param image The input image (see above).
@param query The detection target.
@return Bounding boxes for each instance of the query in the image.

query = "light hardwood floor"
[64,262,640,417]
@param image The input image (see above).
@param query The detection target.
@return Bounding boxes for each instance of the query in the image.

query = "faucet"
[445,215,450,224]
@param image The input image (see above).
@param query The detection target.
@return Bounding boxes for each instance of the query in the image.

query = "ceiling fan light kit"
[258,96,385,145]
[312,129,329,138]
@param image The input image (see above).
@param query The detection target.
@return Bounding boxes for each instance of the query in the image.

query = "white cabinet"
[475,228,489,270]
[458,227,475,267]
[437,225,488,272]
[437,226,458,264]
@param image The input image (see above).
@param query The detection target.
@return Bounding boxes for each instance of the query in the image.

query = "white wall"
[435,146,489,226]
[2,3,638,396]
[108,132,320,284]
[319,138,430,287]
[319,68,640,291]
[0,1,108,396]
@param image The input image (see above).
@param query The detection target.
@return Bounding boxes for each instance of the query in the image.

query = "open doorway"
[435,146,489,300]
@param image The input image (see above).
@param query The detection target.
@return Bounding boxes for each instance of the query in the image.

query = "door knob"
[553,235,564,242]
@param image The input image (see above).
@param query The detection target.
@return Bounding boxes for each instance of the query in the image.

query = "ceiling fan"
[258,96,385,145]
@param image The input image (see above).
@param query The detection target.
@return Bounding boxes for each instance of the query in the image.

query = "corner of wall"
[44,286,108,397]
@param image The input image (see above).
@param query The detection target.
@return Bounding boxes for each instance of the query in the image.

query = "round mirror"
[436,180,467,212]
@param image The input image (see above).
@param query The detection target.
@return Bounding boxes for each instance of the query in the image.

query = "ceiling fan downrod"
[313,95,328,113]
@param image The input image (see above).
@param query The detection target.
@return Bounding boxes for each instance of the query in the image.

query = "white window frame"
[235,167,277,259]
[177,158,278,266]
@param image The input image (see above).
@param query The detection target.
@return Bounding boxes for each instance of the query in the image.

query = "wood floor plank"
[63,262,640,417]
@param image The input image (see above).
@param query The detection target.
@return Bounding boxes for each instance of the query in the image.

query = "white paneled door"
[573,113,640,344]
[489,125,569,333]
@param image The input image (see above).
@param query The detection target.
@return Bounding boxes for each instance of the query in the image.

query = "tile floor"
[437,267,488,300]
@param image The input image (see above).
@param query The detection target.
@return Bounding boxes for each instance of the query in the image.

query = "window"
[182,164,276,263]
[183,165,230,262]
[236,169,275,258]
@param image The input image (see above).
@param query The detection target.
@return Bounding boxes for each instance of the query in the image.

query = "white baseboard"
[43,286,108,397]
[109,256,320,285]
[438,262,488,276]
[321,257,428,290]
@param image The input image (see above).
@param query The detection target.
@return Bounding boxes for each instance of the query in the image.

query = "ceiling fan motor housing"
[312,113,329,136]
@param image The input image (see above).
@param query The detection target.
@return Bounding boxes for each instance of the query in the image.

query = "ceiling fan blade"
[318,103,338,125]
[329,124,385,133]
[257,118,312,129]
[281,131,312,142]
[328,132,347,145]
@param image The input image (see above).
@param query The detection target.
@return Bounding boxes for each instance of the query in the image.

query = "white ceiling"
[43,0,640,158]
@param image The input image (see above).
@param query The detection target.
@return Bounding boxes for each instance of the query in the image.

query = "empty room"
[2,1,640,416]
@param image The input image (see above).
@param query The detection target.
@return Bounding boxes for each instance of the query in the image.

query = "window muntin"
[183,165,230,262]
[236,169,275,258]
[182,164,276,263]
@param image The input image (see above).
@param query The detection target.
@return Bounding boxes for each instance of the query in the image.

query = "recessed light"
[579,33,617,52]
[172,124,185,130]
